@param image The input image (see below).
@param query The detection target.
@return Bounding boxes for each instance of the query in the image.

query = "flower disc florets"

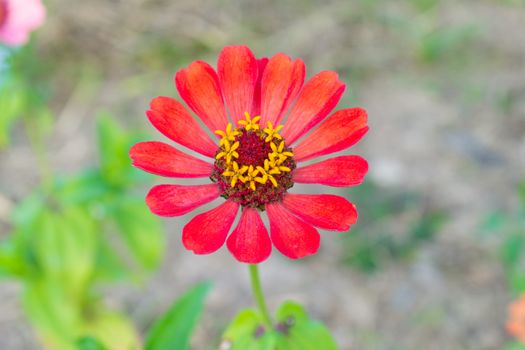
[211,112,296,210]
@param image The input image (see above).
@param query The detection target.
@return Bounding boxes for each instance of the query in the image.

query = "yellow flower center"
[214,113,293,191]
[211,112,296,209]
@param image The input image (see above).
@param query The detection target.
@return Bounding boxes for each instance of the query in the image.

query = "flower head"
[507,294,525,343]
[0,0,45,46]
[130,46,369,263]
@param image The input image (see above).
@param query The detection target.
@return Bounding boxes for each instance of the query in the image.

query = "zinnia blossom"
[130,45,368,263]
[507,294,525,343]
[0,0,45,46]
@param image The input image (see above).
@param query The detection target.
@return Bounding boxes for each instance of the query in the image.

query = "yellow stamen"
[262,159,279,175]
[270,141,279,154]
[241,165,260,191]
[255,166,268,183]
[238,112,261,131]
[254,176,267,184]
[215,140,240,164]
[268,139,294,167]
[214,112,291,191]
[255,165,278,187]
[222,161,248,187]
[263,122,284,142]
[268,175,278,187]
[264,161,280,184]
[278,141,285,153]
[268,152,288,166]
[215,123,241,146]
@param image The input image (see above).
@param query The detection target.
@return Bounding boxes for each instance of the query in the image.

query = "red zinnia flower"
[130,45,368,264]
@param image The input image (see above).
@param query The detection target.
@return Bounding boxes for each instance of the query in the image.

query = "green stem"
[249,264,273,329]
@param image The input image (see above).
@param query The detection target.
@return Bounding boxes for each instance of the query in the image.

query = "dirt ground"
[1,0,525,349]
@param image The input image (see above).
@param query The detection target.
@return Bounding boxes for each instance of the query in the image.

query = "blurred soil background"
[1,0,525,349]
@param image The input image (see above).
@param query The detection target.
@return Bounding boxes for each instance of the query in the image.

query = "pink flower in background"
[0,0,45,46]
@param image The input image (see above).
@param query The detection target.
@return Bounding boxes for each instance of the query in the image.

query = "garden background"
[1,0,525,349]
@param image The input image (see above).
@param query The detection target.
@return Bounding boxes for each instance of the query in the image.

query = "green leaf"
[0,78,25,148]
[501,233,524,269]
[92,238,130,281]
[508,266,525,294]
[33,107,55,141]
[23,280,81,349]
[96,114,131,186]
[81,312,141,350]
[274,302,338,350]
[76,336,109,350]
[503,342,525,350]
[519,181,525,206]
[222,309,277,350]
[5,192,47,278]
[409,211,446,243]
[222,302,338,350]
[479,211,506,235]
[0,239,24,278]
[112,198,165,271]
[145,282,211,350]
[418,25,478,63]
[34,207,97,297]
[11,191,45,230]
[409,0,438,12]
[60,207,98,294]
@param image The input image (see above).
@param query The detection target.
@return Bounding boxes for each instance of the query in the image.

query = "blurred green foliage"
[76,336,109,350]
[406,0,479,65]
[482,182,525,295]
[416,25,478,64]
[0,45,54,148]
[481,183,525,350]
[499,0,525,5]
[0,76,25,146]
[0,90,213,348]
[223,301,338,350]
[0,112,166,348]
[0,31,239,350]
[505,342,525,350]
[145,283,211,350]
[340,180,447,273]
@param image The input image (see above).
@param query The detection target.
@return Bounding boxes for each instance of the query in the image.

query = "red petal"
[284,60,307,122]
[282,194,357,231]
[282,71,345,145]
[182,200,239,255]
[251,58,269,117]
[260,54,305,126]
[146,184,220,217]
[226,208,271,263]
[293,155,368,187]
[148,96,217,157]
[293,108,368,162]
[218,46,258,124]
[266,203,320,259]
[175,61,228,134]
[130,141,212,177]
